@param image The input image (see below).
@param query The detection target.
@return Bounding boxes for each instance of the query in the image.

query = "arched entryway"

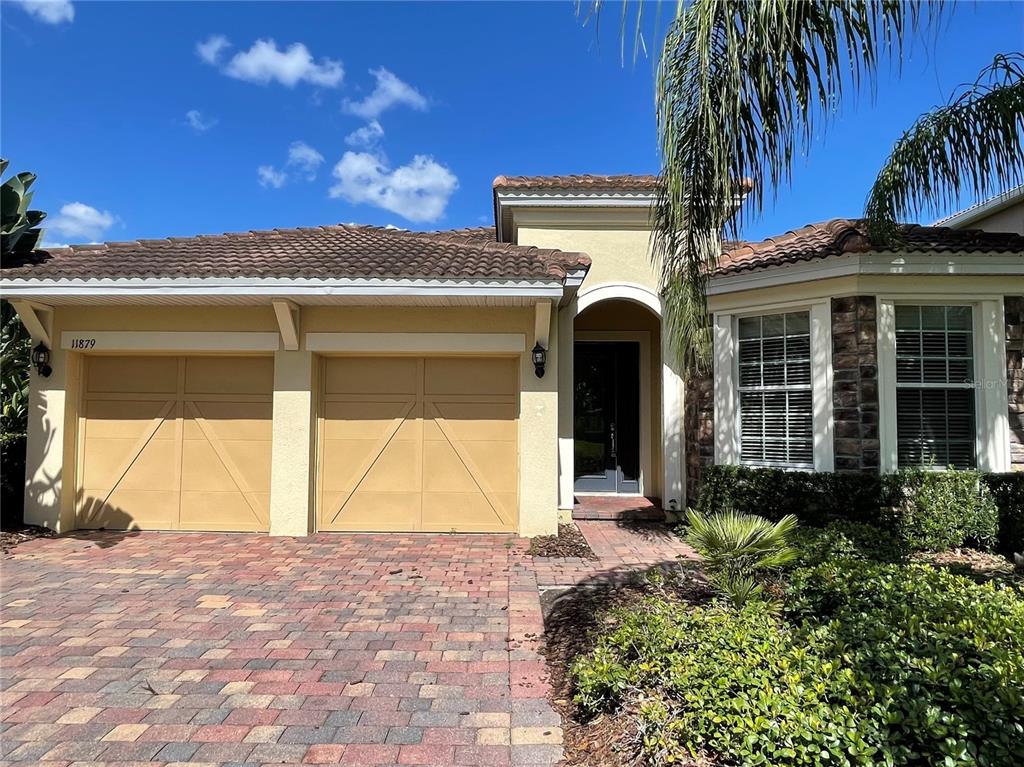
[556,284,685,515]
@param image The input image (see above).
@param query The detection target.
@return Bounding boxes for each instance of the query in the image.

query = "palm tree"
[582,2,1024,372]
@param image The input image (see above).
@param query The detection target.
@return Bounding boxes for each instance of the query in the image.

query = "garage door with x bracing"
[318,356,519,532]
[77,355,273,532]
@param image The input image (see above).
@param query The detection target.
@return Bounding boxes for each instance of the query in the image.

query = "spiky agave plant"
[684,508,797,606]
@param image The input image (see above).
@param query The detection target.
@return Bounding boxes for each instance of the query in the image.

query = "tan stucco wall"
[512,209,660,294]
[23,303,559,537]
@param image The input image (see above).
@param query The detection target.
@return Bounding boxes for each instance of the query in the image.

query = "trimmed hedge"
[982,472,1024,556]
[696,464,1020,553]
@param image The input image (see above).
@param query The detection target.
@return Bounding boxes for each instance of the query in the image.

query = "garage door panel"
[425,357,517,396]
[185,356,274,395]
[87,356,178,394]
[78,355,271,532]
[78,491,179,530]
[179,492,267,531]
[326,357,419,395]
[83,401,177,438]
[321,401,418,440]
[428,403,518,442]
[186,402,273,441]
[319,355,517,532]
[421,492,514,531]
[325,492,420,531]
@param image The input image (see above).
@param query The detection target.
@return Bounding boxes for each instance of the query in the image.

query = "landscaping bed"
[541,566,711,767]
[545,472,1024,767]
[1,524,54,554]
[528,522,599,559]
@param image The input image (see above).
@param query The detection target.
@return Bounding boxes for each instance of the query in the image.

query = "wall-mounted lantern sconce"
[532,342,547,378]
[32,342,52,378]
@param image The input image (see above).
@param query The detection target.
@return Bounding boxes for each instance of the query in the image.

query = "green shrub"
[695,465,884,526]
[982,472,1024,556]
[0,431,25,526]
[697,465,1008,553]
[684,508,797,605]
[571,559,1024,766]
[787,561,1024,767]
[791,521,909,567]
[572,598,882,766]
[885,467,999,551]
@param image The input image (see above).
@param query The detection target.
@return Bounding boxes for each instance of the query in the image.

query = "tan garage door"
[77,355,273,532]
[319,356,518,532]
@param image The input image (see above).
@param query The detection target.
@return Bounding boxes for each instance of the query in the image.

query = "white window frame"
[877,295,1010,473]
[714,299,834,472]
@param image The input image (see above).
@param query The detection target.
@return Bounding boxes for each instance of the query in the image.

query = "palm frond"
[864,53,1024,242]
[654,1,922,372]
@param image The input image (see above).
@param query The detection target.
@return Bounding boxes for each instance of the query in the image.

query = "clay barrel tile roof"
[718,218,1024,275]
[0,224,590,283]
[492,174,661,191]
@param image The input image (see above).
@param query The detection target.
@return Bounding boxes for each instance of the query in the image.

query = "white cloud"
[257,165,287,189]
[329,152,458,223]
[48,202,116,241]
[287,141,324,179]
[196,34,230,65]
[185,109,217,133]
[345,119,384,148]
[12,0,74,24]
[220,38,343,88]
[343,68,426,120]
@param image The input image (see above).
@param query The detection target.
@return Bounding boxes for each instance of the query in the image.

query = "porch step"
[572,496,666,522]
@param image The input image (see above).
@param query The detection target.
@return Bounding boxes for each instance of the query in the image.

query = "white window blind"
[894,305,976,468]
[737,312,813,468]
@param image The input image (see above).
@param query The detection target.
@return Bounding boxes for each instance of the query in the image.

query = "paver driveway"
[0,532,560,767]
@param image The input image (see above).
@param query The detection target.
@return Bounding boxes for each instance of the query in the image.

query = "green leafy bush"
[982,472,1024,556]
[684,508,797,605]
[572,598,881,766]
[697,465,1009,553]
[885,467,999,551]
[0,431,25,526]
[790,521,909,567]
[571,559,1024,766]
[787,561,1024,767]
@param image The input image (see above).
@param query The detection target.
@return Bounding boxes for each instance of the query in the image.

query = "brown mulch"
[913,547,1020,580]
[1,524,55,554]
[527,523,599,559]
[539,566,712,767]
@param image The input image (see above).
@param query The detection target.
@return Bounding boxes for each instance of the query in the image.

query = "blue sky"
[2,0,1021,247]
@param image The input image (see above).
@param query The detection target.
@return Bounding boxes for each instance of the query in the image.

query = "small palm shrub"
[684,508,797,605]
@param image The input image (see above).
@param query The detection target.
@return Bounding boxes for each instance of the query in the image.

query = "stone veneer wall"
[831,297,880,472]
[1006,295,1024,470]
[683,372,714,507]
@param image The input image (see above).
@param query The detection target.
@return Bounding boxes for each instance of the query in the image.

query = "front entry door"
[574,341,640,493]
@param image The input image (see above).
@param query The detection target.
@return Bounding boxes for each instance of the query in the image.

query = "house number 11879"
[70,338,96,349]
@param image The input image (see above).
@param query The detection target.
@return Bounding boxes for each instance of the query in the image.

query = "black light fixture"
[531,342,547,378]
[31,342,52,378]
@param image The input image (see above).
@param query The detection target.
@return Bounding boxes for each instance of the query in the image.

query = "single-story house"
[2,176,1022,537]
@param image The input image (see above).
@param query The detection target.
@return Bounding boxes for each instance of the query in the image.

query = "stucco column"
[519,308,559,536]
[661,330,685,512]
[24,347,79,532]
[269,350,315,536]
[556,300,575,513]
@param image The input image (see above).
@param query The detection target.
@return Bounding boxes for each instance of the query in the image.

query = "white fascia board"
[0,276,566,300]
[707,252,1024,295]
[934,185,1024,228]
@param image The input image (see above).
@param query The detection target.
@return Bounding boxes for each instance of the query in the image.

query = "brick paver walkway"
[525,521,700,588]
[0,533,562,767]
